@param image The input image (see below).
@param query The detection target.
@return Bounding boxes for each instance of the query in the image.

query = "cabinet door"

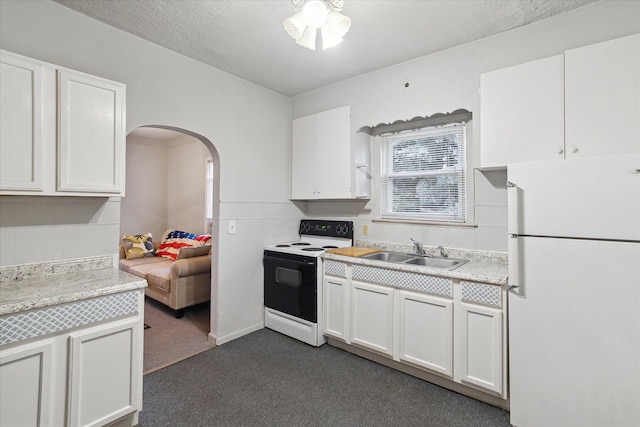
[291,106,352,199]
[324,276,349,341]
[350,280,394,356]
[396,290,453,377]
[0,339,54,427]
[457,303,503,394]
[67,318,141,427]
[314,105,351,198]
[291,112,319,199]
[58,69,125,194]
[565,34,640,157]
[480,55,565,168]
[0,52,44,191]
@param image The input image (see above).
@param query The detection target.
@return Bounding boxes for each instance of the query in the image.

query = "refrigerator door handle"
[508,235,524,296]
[507,181,521,236]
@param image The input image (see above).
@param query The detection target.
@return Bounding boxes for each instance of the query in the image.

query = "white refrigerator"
[507,153,640,427]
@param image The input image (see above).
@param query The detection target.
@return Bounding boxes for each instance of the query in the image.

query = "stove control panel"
[299,220,354,239]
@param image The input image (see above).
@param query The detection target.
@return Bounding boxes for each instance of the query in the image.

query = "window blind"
[380,124,466,222]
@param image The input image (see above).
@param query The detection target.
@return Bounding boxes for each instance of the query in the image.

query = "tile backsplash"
[0,196,121,267]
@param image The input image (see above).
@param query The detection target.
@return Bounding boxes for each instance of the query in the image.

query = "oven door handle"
[263,255,316,266]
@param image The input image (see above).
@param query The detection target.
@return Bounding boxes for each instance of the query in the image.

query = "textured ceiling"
[54,0,602,96]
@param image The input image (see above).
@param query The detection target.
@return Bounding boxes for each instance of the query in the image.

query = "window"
[380,124,466,222]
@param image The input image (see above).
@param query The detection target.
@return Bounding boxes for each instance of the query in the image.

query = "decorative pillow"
[176,245,211,259]
[121,233,155,260]
[156,230,212,260]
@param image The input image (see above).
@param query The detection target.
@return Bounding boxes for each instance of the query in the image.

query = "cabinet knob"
[571,145,579,154]
[556,147,564,155]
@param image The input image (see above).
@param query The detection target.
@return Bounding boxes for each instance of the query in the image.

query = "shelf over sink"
[360,251,468,271]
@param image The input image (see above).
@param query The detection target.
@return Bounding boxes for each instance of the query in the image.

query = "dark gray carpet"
[139,328,510,426]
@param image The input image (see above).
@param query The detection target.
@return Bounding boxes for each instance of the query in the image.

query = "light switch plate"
[228,220,236,234]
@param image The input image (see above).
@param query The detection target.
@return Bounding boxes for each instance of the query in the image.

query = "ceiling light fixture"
[283,0,351,50]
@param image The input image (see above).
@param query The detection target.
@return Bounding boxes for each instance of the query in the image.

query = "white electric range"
[263,219,353,346]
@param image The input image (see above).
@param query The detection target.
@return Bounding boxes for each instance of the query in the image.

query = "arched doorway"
[121,125,220,370]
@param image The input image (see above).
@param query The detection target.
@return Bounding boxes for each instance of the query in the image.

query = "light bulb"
[302,0,329,28]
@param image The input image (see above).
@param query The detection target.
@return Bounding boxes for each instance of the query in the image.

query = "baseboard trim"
[209,322,264,345]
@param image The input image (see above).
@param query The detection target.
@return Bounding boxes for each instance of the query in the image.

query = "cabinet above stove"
[291,106,370,200]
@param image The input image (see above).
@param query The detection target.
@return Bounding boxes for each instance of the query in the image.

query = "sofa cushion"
[118,256,165,275]
[177,245,211,259]
[121,233,155,260]
[156,230,212,260]
[146,267,171,292]
[120,257,172,278]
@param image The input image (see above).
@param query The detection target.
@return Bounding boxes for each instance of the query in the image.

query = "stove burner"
[322,245,338,249]
[302,247,324,252]
[275,244,291,247]
[291,242,311,246]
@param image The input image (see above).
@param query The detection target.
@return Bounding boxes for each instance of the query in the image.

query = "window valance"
[358,109,472,136]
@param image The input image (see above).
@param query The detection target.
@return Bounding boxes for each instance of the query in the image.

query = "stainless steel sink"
[362,251,415,263]
[361,251,468,271]
[403,257,468,270]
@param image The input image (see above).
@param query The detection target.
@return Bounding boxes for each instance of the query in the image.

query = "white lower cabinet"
[323,262,507,401]
[0,291,143,427]
[323,275,349,341]
[395,290,453,378]
[350,280,394,356]
[455,302,503,394]
[0,339,54,427]
[68,318,142,427]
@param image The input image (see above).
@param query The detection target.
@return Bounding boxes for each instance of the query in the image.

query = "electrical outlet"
[228,220,236,234]
[362,224,369,235]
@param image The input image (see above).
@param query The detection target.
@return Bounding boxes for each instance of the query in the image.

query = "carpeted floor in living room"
[143,298,214,374]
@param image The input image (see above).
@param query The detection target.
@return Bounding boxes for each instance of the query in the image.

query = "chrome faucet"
[410,238,425,256]
[438,245,448,259]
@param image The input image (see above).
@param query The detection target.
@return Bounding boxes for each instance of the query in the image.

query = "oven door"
[263,251,318,323]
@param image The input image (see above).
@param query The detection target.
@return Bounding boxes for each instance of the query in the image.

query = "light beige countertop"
[0,256,147,316]
[323,241,508,286]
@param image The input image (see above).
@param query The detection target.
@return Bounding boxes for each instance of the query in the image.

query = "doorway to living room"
[120,125,220,373]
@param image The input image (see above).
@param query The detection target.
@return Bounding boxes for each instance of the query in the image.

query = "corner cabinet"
[480,34,640,168]
[0,50,126,196]
[291,106,370,200]
[323,260,507,401]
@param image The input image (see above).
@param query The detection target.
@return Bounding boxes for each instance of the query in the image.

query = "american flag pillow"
[156,230,212,260]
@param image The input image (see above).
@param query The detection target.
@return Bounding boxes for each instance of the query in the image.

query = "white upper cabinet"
[565,33,640,157]
[57,70,125,193]
[291,105,370,200]
[0,52,45,191]
[480,55,565,168]
[0,50,126,196]
[480,34,640,168]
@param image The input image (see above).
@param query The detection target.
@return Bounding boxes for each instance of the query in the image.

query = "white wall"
[0,0,302,344]
[166,135,210,235]
[293,0,640,253]
[3,0,637,344]
[121,134,210,241]
[120,136,169,241]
